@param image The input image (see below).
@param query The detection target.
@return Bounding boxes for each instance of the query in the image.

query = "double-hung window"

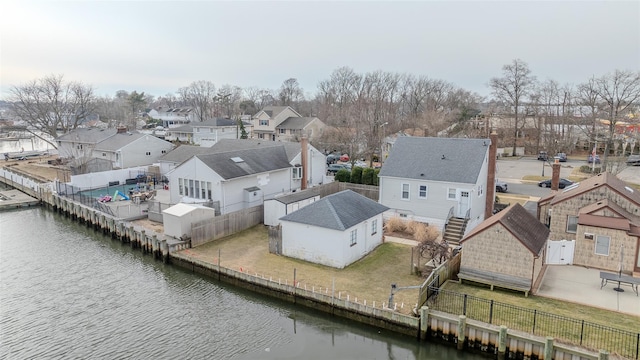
[401,184,410,200]
[418,185,427,199]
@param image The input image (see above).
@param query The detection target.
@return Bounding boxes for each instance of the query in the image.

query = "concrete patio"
[537,265,640,316]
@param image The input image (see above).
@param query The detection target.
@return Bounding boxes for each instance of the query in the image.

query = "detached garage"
[162,203,216,239]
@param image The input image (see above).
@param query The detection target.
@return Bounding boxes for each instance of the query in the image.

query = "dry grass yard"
[181,225,425,314]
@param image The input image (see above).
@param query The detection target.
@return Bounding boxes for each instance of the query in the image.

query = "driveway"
[537,265,640,316]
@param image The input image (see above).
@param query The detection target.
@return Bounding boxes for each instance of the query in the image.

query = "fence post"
[489,300,494,324]
[598,350,609,360]
[419,306,429,341]
[544,337,553,360]
[463,294,467,315]
[497,325,507,360]
[457,315,466,350]
[532,309,537,334]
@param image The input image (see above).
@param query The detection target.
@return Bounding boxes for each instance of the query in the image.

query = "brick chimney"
[300,134,308,190]
[485,131,498,219]
[551,159,561,190]
[117,125,127,134]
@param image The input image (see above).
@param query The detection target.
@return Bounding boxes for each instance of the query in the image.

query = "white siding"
[168,158,224,205]
[263,199,286,226]
[379,149,489,235]
[281,213,384,268]
[117,135,174,168]
[288,146,326,188]
[220,168,291,214]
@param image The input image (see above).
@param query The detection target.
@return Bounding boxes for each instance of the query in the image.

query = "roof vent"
[441,155,445,160]
[625,186,634,193]
[231,157,244,163]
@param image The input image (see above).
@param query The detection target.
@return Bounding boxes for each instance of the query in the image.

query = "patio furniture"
[599,271,639,296]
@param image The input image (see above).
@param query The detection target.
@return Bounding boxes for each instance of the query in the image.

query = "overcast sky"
[1,1,638,100]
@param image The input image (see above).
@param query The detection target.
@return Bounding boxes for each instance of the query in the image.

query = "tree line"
[5,62,640,169]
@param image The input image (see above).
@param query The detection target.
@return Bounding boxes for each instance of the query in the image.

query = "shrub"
[373,169,380,186]
[361,168,375,185]
[406,220,422,235]
[385,217,406,233]
[350,166,363,184]
[413,224,440,243]
[334,169,351,182]
[580,165,601,174]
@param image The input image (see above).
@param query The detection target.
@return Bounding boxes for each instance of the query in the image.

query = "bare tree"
[178,80,216,122]
[8,74,96,148]
[279,78,304,107]
[594,70,640,165]
[490,59,536,156]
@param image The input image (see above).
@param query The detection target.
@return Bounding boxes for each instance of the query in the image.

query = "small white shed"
[162,203,216,239]
[264,187,321,226]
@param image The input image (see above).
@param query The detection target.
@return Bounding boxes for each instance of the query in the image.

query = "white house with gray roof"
[378,136,492,236]
[167,145,295,214]
[92,131,174,169]
[56,126,175,170]
[191,118,254,147]
[161,139,326,196]
[279,190,389,268]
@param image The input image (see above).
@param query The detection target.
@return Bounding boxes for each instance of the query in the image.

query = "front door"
[458,191,470,218]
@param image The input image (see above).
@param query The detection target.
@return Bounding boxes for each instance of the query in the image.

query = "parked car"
[327,163,348,174]
[626,154,640,166]
[353,160,367,168]
[538,178,574,189]
[326,154,340,164]
[495,179,508,193]
[555,153,567,162]
[587,154,601,164]
[537,151,548,161]
[339,154,350,162]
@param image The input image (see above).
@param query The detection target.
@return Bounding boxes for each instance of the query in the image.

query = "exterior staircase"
[443,217,468,245]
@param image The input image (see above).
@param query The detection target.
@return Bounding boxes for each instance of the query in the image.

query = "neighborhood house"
[279,190,389,268]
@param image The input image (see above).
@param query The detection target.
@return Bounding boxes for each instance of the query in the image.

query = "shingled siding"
[575,225,637,273]
[461,224,535,283]
[548,187,639,241]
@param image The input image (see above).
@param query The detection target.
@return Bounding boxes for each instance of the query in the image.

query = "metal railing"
[427,288,640,359]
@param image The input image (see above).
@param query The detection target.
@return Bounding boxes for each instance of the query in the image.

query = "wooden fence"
[190,205,264,247]
[417,252,461,309]
[313,181,379,201]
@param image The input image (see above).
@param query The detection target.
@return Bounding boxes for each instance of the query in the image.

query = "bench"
[600,271,639,296]
[458,269,531,297]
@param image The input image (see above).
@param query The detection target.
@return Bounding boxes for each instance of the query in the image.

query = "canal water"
[0,207,487,360]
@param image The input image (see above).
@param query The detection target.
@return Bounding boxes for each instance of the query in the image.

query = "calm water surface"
[0,207,487,360]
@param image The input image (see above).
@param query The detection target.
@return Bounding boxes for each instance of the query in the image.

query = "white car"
[496,179,508,193]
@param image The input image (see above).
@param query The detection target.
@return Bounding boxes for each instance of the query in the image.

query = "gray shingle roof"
[379,137,490,184]
[196,146,292,180]
[211,139,301,161]
[258,106,289,118]
[167,124,193,133]
[158,145,212,163]
[56,128,117,144]
[276,117,315,130]
[273,186,322,204]
[94,132,146,151]
[279,190,389,231]
[195,118,250,127]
